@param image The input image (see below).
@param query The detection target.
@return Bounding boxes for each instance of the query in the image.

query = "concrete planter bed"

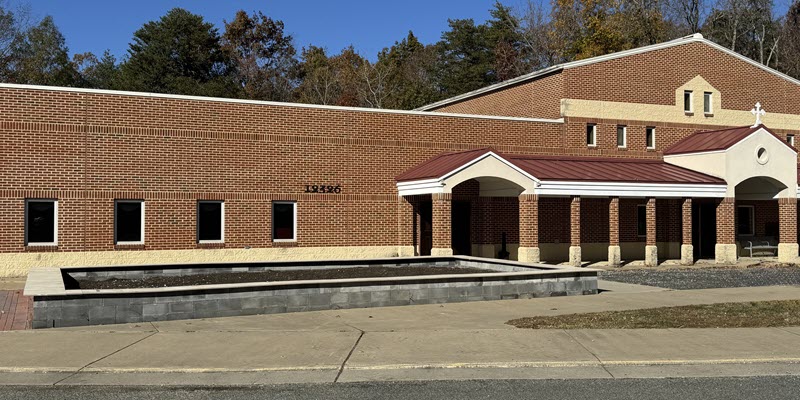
[24,256,599,329]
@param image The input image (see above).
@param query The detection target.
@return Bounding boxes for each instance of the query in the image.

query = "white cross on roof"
[751,102,766,127]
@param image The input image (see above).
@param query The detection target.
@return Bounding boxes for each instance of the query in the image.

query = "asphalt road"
[601,266,800,289]
[3,376,800,400]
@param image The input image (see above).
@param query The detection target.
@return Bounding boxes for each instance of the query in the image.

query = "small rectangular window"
[637,205,647,237]
[646,127,656,149]
[197,201,224,243]
[617,125,627,148]
[737,205,754,236]
[586,124,597,147]
[272,201,296,241]
[788,134,795,146]
[703,92,712,114]
[115,200,144,244]
[25,199,57,245]
[684,90,693,112]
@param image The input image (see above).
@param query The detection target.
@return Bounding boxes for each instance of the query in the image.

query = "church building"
[2,33,799,277]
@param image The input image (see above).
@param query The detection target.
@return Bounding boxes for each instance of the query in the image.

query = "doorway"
[451,201,472,256]
[692,201,716,259]
[419,201,432,256]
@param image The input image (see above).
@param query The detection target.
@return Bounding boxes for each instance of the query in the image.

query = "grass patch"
[507,300,800,329]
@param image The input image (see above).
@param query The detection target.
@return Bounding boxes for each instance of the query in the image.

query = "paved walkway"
[2,283,800,385]
[0,290,32,331]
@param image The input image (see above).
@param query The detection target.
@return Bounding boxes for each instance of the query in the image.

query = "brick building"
[2,33,800,277]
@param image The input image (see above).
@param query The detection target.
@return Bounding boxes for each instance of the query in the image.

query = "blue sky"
[26,0,524,61]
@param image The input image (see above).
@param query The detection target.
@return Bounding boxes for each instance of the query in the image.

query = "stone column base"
[778,243,799,263]
[680,244,694,265]
[715,244,737,264]
[644,245,658,267]
[608,245,621,267]
[431,248,454,256]
[569,246,582,267]
[518,247,541,263]
[397,246,416,257]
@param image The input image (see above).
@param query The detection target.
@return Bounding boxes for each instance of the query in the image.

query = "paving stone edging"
[28,256,598,329]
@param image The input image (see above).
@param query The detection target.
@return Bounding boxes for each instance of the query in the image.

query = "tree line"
[0,1,798,110]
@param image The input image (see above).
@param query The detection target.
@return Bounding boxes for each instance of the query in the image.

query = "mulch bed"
[507,300,800,329]
[75,266,489,290]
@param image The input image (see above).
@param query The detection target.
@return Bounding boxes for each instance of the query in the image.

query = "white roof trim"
[536,180,726,198]
[438,151,541,184]
[0,82,563,124]
[417,33,800,111]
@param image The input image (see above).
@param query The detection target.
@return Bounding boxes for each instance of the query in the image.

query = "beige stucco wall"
[561,76,800,130]
[0,246,405,278]
[665,128,798,198]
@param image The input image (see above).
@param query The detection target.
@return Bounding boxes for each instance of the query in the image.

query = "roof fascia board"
[664,149,727,157]
[725,127,798,154]
[537,180,726,198]
[417,34,800,111]
[0,82,563,124]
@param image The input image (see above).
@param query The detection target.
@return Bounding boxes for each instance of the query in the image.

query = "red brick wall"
[519,194,538,247]
[431,72,563,119]
[778,198,797,244]
[431,193,451,249]
[717,198,736,244]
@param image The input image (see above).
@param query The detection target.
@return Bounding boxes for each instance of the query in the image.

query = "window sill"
[587,145,597,148]
[25,245,58,252]
[272,240,298,247]
[115,243,145,250]
[704,113,714,117]
[197,242,225,249]
[684,111,694,116]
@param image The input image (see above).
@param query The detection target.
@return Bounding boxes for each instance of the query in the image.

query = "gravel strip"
[600,266,800,290]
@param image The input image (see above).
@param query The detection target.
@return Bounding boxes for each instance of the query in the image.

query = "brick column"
[644,197,658,267]
[715,197,737,264]
[778,198,799,263]
[569,196,582,267]
[681,198,693,265]
[518,194,540,263]
[431,193,453,256]
[397,196,415,257]
[608,197,621,267]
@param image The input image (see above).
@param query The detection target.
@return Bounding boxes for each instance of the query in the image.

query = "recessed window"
[25,199,57,246]
[646,127,656,149]
[703,92,713,114]
[115,200,144,244]
[756,147,769,165]
[272,201,297,241]
[637,204,647,237]
[737,205,754,236]
[788,134,795,146]
[617,125,627,148]
[586,124,597,147]
[684,90,693,113]
[197,201,224,243]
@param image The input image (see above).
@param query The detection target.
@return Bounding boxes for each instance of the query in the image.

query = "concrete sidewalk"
[2,283,800,385]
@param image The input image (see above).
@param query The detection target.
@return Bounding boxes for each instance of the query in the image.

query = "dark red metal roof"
[396,148,725,185]
[395,148,496,182]
[664,124,796,155]
[507,155,724,184]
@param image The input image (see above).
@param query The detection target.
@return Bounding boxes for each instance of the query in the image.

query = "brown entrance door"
[419,201,433,256]
[452,201,472,256]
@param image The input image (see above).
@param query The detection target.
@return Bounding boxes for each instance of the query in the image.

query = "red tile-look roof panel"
[395,148,495,182]
[507,155,725,184]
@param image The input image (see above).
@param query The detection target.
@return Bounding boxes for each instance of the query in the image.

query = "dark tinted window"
[737,206,754,236]
[198,201,223,242]
[26,201,55,244]
[273,202,295,240]
[116,201,143,243]
[637,205,647,237]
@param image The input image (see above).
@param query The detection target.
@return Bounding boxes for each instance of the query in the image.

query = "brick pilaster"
[716,197,736,245]
[609,197,619,246]
[646,197,657,246]
[519,194,538,247]
[570,196,581,246]
[432,193,452,250]
[779,198,797,244]
[682,198,692,245]
[397,196,414,247]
